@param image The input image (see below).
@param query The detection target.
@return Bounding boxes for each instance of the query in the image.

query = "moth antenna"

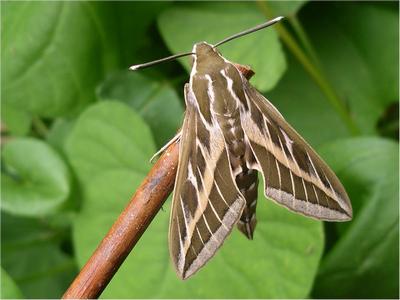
[129,51,194,71]
[130,16,283,71]
[213,16,284,48]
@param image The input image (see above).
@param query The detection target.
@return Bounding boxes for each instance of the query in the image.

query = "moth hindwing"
[168,42,352,280]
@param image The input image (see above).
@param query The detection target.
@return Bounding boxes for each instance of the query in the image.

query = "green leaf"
[65,101,155,184]
[73,170,323,298]
[332,3,398,104]
[1,103,31,136]
[158,2,286,91]
[113,2,171,66]
[1,138,71,216]
[1,2,120,118]
[1,213,78,298]
[97,71,184,147]
[46,119,75,154]
[301,2,399,134]
[1,268,24,299]
[267,0,307,16]
[46,119,84,214]
[313,137,399,298]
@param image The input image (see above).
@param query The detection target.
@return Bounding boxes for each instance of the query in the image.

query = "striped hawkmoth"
[130,16,352,280]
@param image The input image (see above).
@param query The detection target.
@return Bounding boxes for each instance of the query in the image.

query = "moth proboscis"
[130,16,352,280]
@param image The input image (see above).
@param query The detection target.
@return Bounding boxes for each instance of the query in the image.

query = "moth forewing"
[239,79,352,221]
[169,82,246,280]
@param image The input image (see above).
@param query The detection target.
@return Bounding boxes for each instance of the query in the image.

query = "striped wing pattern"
[168,42,352,280]
[240,77,352,221]
[169,84,245,280]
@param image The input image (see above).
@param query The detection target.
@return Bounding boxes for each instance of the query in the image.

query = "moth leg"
[150,130,181,163]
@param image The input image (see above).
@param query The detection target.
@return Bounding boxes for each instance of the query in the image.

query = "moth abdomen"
[236,169,258,240]
[217,110,259,240]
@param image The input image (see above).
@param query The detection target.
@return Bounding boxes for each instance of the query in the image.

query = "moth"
[130,16,352,280]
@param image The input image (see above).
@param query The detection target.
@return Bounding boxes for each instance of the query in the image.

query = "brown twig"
[62,65,253,299]
[62,141,179,299]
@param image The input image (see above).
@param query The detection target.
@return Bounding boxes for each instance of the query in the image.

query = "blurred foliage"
[1,1,398,299]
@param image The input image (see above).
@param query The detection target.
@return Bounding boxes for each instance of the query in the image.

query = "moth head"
[191,42,225,73]
[193,42,223,58]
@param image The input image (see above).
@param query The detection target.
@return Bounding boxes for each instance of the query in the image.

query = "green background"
[1,1,398,298]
